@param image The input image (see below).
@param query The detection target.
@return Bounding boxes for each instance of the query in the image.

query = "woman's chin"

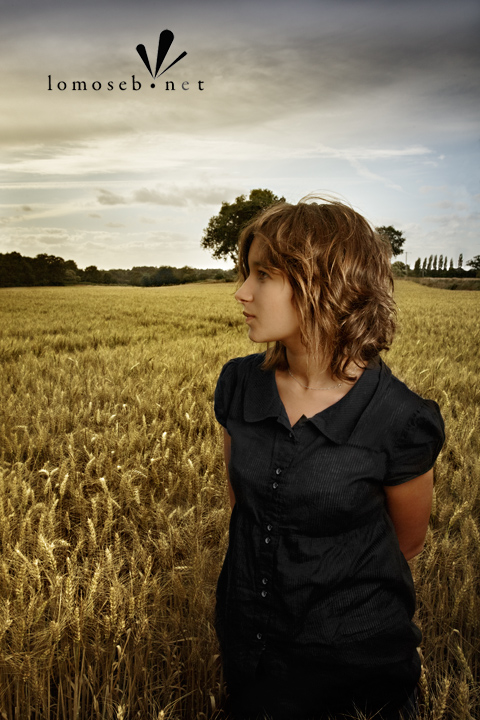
[248,329,268,344]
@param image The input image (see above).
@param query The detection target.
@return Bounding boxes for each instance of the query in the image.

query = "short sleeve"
[214,359,238,429]
[384,399,445,486]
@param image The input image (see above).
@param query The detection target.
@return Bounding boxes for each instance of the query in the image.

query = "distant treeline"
[0,252,236,288]
[394,252,479,278]
[2,251,478,289]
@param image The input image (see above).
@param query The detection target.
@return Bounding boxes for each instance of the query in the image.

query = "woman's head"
[236,196,396,381]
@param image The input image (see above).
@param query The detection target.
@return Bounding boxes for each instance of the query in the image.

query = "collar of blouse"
[242,355,386,444]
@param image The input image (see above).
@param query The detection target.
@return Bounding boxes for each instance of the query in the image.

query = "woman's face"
[235,236,301,346]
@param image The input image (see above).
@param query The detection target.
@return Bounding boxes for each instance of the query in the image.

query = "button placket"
[254,424,299,653]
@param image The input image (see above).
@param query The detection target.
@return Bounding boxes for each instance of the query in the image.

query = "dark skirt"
[224,648,419,720]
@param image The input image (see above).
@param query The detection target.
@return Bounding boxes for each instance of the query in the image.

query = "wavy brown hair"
[237,196,396,383]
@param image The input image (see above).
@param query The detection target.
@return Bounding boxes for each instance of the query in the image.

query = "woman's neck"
[284,348,336,387]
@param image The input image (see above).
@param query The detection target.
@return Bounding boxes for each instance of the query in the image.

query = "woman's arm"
[384,468,434,560]
[223,428,236,510]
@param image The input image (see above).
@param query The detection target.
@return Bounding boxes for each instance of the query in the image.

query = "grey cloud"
[38,235,69,246]
[97,189,127,205]
[97,185,228,208]
[431,201,469,210]
[133,188,187,206]
[133,185,234,206]
[84,241,113,250]
[1,0,478,148]
[425,211,480,226]
[420,186,448,194]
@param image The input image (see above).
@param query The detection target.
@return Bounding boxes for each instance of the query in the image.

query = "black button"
[262,577,268,585]
[266,524,273,532]
[261,590,267,598]
[272,482,278,489]
[257,632,263,640]
[265,537,271,544]
[275,468,282,475]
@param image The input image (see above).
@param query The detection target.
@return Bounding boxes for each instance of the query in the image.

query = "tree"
[433,255,437,271]
[143,266,180,286]
[33,254,66,285]
[413,258,421,276]
[427,255,433,271]
[458,253,463,269]
[375,226,406,257]
[201,189,285,264]
[83,265,101,283]
[391,261,406,277]
[466,255,480,270]
[0,252,35,287]
[438,254,443,271]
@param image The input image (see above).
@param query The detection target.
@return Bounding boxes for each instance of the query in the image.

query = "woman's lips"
[243,312,255,322]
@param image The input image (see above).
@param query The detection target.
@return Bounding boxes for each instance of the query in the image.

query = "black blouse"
[214,353,445,686]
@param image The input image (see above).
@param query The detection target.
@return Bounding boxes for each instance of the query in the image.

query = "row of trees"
[0,252,235,288]
[393,254,480,278]
[1,191,478,287]
[412,253,480,275]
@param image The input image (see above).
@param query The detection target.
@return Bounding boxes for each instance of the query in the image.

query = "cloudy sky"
[1,0,479,270]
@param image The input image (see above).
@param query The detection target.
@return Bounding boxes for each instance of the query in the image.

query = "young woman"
[213,198,445,720]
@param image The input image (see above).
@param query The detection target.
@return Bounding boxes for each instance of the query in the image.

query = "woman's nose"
[235,278,253,303]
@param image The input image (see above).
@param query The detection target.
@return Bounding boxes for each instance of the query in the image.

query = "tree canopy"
[466,255,480,271]
[0,252,236,287]
[201,188,285,265]
[375,226,406,257]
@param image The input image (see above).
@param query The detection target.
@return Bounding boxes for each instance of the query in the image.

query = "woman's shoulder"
[375,358,445,445]
[218,352,266,379]
[378,358,435,405]
[214,353,266,428]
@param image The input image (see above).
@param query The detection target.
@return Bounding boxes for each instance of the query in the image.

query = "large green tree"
[201,188,285,264]
[375,226,406,257]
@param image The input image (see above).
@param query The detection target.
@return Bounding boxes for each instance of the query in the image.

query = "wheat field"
[0,281,478,720]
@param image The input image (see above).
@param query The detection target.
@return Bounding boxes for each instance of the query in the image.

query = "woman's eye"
[258,270,269,279]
